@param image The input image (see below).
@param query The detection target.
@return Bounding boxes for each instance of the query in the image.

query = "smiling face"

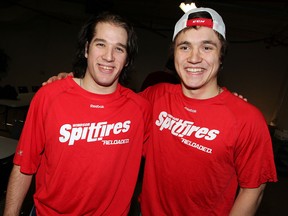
[83,22,128,94]
[174,26,222,99]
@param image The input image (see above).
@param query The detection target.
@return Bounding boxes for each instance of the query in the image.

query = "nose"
[188,49,202,63]
[102,48,115,62]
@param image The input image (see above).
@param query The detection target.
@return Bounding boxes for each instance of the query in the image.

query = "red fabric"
[139,83,277,215]
[187,18,213,28]
[14,76,151,215]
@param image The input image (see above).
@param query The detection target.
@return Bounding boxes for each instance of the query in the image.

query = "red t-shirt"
[14,77,151,215]
[139,83,277,216]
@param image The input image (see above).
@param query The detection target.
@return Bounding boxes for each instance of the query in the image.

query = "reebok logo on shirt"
[59,121,131,145]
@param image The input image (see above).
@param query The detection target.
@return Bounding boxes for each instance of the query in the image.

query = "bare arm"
[42,72,73,86]
[4,165,33,216]
[229,184,266,216]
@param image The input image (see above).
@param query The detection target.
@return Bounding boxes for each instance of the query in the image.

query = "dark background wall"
[0,0,288,130]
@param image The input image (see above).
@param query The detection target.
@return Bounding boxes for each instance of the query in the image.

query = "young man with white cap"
[139,7,277,215]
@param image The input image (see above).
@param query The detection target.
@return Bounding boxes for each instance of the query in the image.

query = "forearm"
[229,184,266,216]
[4,165,33,216]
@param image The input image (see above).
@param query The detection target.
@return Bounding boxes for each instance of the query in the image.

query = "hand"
[233,92,247,101]
[42,72,73,86]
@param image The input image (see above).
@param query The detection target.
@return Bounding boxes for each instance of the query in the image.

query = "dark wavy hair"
[72,12,138,84]
[171,11,228,71]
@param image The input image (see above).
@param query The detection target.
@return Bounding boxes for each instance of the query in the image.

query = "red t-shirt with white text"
[14,77,151,215]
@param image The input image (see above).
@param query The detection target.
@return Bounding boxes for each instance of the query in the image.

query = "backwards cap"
[173,7,226,40]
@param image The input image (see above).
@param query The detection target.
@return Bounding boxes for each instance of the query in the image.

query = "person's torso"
[17,77,151,215]
[140,83,274,215]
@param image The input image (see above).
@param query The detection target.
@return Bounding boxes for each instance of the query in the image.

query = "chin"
[98,79,118,87]
[182,82,201,90]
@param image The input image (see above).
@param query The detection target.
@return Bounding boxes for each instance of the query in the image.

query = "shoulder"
[139,83,181,101]
[119,85,152,109]
[38,76,73,93]
[32,77,74,103]
[223,89,266,122]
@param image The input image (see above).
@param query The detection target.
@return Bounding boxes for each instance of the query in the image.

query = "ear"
[84,42,88,58]
[125,58,129,67]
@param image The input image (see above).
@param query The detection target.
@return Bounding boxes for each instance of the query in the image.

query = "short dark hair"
[171,11,227,71]
[72,12,138,84]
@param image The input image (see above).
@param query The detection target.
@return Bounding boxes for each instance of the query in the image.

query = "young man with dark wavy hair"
[4,12,151,216]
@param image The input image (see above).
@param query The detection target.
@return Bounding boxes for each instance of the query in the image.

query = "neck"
[78,78,118,95]
[182,85,222,99]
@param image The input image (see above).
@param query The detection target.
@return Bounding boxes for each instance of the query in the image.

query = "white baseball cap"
[173,7,226,40]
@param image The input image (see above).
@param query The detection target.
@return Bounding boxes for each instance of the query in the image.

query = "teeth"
[101,66,113,70]
[187,68,202,72]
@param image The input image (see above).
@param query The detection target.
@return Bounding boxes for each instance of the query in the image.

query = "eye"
[179,45,189,51]
[202,45,214,52]
[96,42,105,48]
[115,46,125,53]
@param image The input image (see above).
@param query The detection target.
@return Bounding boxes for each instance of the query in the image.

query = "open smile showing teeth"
[186,68,203,73]
[100,65,114,70]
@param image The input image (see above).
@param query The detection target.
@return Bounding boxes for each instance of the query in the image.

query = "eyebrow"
[176,40,218,48]
[176,41,191,47]
[93,38,127,50]
[202,40,218,47]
